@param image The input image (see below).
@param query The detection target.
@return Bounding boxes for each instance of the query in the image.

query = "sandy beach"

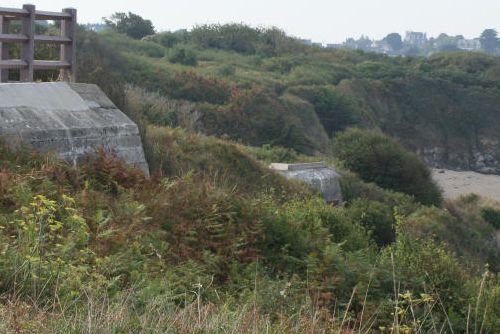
[432,169,500,201]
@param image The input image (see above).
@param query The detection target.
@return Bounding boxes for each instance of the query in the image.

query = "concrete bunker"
[269,162,342,204]
[0,82,149,174]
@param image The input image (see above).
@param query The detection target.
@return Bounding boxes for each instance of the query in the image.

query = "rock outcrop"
[0,82,149,174]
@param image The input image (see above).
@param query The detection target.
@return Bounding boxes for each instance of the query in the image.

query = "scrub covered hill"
[73,23,500,173]
[1,131,500,332]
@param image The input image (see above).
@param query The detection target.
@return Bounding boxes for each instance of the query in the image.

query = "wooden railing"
[0,4,77,83]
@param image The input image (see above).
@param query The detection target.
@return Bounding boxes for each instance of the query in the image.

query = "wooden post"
[0,16,9,82]
[20,4,35,82]
[60,8,76,82]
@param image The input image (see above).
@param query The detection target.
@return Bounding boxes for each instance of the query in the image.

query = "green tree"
[434,33,460,52]
[480,29,499,54]
[105,12,155,39]
[384,33,403,51]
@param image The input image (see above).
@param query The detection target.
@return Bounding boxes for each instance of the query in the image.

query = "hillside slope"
[1,131,500,332]
[74,27,500,173]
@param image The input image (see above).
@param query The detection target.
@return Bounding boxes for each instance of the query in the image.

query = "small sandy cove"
[432,169,500,201]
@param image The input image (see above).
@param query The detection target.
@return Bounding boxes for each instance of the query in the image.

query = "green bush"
[145,30,187,48]
[288,85,358,136]
[245,144,298,164]
[167,71,232,104]
[188,24,305,56]
[403,203,500,272]
[481,206,500,229]
[167,46,198,66]
[347,198,395,247]
[380,213,475,330]
[217,64,236,76]
[333,128,442,206]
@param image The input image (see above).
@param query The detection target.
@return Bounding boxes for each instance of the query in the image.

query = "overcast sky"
[3,0,500,43]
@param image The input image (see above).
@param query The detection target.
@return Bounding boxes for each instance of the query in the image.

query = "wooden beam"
[35,10,72,20]
[0,59,28,69]
[34,35,72,43]
[0,16,9,82]
[60,8,76,82]
[0,33,29,42]
[0,7,28,18]
[33,60,70,69]
[20,4,34,82]
[0,60,72,70]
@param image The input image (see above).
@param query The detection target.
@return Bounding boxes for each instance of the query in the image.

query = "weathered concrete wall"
[0,82,149,174]
[270,162,342,203]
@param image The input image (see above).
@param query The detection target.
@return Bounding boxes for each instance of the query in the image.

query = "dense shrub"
[167,46,198,66]
[168,71,232,104]
[244,144,298,164]
[347,198,395,247]
[288,85,358,136]
[188,24,305,56]
[201,87,300,149]
[401,196,500,272]
[217,64,236,76]
[333,128,442,206]
[99,31,166,58]
[142,126,302,195]
[339,171,420,215]
[190,24,260,54]
[144,30,187,48]
[382,233,472,330]
[481,206,500,229]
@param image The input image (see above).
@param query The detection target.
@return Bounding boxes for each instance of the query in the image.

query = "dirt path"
[432,169,500,201]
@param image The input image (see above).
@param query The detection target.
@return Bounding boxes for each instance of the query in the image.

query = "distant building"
[326,43,343,49]
[299,39,312,46]
[343,37,373,51]
[344,38,358,50]
[371,40,392,54]
[83,23,108,32]
[457,38,481,51]
[405,31,427,45]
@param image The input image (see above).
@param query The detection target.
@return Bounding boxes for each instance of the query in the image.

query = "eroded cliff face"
[0,82,149,175]
[417,137,500,174]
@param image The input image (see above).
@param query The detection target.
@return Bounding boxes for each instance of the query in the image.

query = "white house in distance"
[371,40,392,54]
[457,38,481,51]
[405,31,427,45]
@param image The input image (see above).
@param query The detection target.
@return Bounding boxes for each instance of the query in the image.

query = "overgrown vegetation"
[0,133,499,332]
[1,17,500,332]
[70,23,500,171]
